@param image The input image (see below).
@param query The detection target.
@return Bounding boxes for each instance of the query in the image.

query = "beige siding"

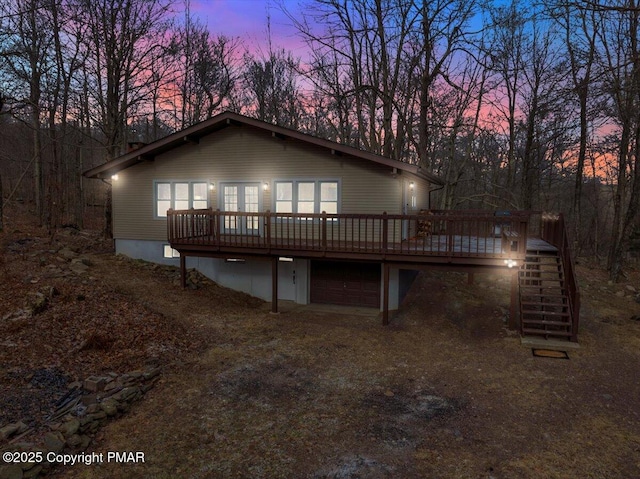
[113,125,428,241]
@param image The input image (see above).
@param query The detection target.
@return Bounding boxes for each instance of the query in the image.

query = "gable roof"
[83,111,444,185]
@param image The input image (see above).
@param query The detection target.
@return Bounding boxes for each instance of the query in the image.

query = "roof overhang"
[83,111,444,185]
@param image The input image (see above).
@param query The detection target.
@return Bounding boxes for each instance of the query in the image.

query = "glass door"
[222,183,261,235]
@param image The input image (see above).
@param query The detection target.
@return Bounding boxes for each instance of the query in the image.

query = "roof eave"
[83,112,445,185]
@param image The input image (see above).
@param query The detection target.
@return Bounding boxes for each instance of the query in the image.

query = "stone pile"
[183,268,211,290]
[0,366,160,479]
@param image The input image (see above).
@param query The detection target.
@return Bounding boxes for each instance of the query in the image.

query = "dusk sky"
[192,0,307,55]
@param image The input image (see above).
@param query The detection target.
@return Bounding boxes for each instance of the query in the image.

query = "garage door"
[310,261,381,308]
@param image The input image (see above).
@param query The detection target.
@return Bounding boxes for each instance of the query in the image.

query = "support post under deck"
[180,254,186,289]
[382,263,390,326]
[271,256,278,314]
[509,269,519,330]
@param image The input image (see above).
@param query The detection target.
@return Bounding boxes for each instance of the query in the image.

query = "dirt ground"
[1,216,640,479]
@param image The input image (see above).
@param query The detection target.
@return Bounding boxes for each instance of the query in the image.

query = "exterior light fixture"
[111,174,119,181]
[263,182,269,191]
[409,182,415,189]
[209,183,215,190]
[504,259,518,268]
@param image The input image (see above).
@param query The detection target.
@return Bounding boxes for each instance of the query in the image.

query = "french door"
[222,183,260,234]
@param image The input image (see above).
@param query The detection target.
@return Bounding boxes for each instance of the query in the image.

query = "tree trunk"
[0,171,3,232]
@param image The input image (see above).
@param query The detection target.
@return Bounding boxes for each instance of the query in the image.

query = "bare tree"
[77,0,173,235]
[546,0,599,252]
[0,0,52,225]
[169,2,237,129]
[485,0,528,201]
[596,0,640,280]
[242,47,304,128]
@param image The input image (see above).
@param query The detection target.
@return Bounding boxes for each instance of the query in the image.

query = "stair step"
[522,273,562,276]
[522,328,572,338]
[521,301,568,308]
[521,319,572,327]
[521,309,571,316]
[521,278,562,282]
[520,291,567,296]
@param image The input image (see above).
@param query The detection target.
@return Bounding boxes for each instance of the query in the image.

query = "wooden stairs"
[519,248,573,340]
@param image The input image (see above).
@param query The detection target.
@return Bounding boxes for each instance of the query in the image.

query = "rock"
[2,310,31,322]
[79,435,91,450]
[626,285,636,292]
[30,293,48,315]
[22,466,42,479]
[100,399,119,417]
[85,411,107,422]
[72,257,92,267]
[615,291,625,298]
[57,248,77,260]
[69,261,89,274]
[66,434,82,448]
[84,376,106,392]
[61,418,80,437]
[143,367,161,381]
[43,432,65,453]
[115,386,141,402]
[0,423,20,440]
[0,465,24,479]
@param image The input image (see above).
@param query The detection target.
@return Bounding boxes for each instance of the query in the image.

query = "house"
[84,111,579,341]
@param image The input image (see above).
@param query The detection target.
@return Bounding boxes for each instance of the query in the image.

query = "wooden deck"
[167,209,541,266]
[167,209,577,340]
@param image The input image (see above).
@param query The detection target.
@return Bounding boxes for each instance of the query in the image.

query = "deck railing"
[540,213,580,341]
[167,209,531,261]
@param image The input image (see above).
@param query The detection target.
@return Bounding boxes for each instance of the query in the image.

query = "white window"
[319,181,338,214]
[273,180,339,214]
[155,181,209,217]
[275,182,293,213]
[163,245,180,258]
[297,182,315,214]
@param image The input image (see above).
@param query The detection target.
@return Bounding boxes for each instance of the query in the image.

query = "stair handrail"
[540,213,580,341]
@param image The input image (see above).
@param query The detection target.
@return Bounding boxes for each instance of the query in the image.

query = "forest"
[0,0,639,281]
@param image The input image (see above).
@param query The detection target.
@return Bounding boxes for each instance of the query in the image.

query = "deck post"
[509,269,519,330]
[382,212,388,254]
[266,210,272,251]
[321,211,327,251]
[180,254,186,289]
[382,263,390,325]
[271,256,278,314]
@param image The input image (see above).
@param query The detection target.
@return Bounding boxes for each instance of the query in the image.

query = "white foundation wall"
[114,239,310,304]
[114,240,409,310]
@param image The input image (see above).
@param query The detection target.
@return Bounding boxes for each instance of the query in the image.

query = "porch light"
[263,182,269,191]
[504,259,518,268]
[209,183,215,190]
[409,182,415,189]
[111,174,119,181]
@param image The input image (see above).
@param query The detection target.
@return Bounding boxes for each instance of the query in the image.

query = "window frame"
[163,245,181,259]
[153,180,210,219]
[272,179,340,219]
